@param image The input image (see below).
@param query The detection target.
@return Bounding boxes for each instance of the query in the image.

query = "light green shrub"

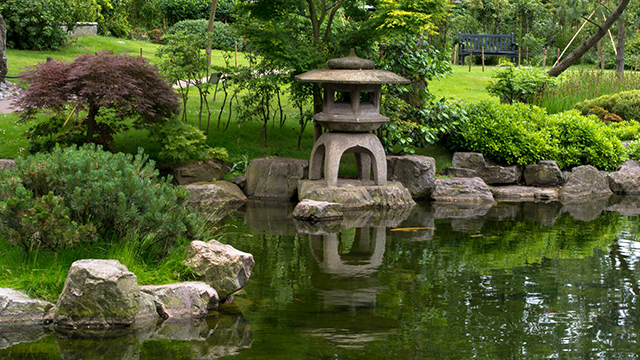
[486,66,559,104]
[608,121,640,141]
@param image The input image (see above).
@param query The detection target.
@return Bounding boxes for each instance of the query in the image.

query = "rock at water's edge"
[386,155,436,199]
[559,165,612,200]
[0,288,53,325]
[245,158,309,200]
[140,282,219,319]
[293,199,343,221]
[431,177,495,203]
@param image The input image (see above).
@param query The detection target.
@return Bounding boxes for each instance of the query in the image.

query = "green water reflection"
[3,198,640,359]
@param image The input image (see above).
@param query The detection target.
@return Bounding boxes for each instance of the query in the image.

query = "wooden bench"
[456,33,519,65]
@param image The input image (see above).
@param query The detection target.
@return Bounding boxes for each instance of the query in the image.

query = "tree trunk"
[85,104,100,144]
[206,0,219,66]
[616,13,626,76]
[548,0,630,77]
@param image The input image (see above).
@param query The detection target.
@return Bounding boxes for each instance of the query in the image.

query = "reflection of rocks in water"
[243,200,298,236]
[307,327,397,350]
[295,208,412,235]
[55,325,152,360]
[606,195,640,216]
[388,202,435,241]
[520,202,562,227]
[309,227,386,278]
[200,314,253,358]
[148,317,211,341]
[0,325,50,350]
[54,313,253,360]
[432,202,492,233]
[485,202,562,227]
[561,195,610,221]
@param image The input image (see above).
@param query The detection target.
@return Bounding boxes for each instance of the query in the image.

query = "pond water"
[2,197,640,359]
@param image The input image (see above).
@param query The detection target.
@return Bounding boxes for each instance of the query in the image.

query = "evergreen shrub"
[167,20,243,50]
[574,90,640,122]
[608,120,640,141]
[446,102,627,170]
[0,0,69,50]
[0,145,200,252]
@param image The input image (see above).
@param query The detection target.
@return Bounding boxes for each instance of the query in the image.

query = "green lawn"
[429,65,499,103]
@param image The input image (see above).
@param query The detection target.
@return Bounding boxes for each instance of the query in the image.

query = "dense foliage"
[0,0,70,50]
[486,66,558,104]
[167,20,242,50]
[18,51,180,151]
[157,0,210,26]
[149,118,227,166]
[574,90,640,122]
[446,101,627,170]
[0,145,200,253]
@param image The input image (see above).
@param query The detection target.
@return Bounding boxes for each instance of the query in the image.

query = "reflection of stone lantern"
[295,49,410,188]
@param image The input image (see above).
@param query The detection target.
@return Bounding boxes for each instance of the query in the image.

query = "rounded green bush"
[574,90,640,122]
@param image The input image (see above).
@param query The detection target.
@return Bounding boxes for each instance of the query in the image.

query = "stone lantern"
[295,49,410,188]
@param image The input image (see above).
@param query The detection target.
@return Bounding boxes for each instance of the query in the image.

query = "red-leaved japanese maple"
[17,51,180,144]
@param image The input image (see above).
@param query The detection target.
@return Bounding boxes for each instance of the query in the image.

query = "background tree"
[17,51,180,149]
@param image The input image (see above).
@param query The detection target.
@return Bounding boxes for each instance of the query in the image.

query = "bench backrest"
[458,33,515,52]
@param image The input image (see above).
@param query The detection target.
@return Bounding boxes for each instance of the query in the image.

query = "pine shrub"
[0,145,201,252]
[574,90,640,122]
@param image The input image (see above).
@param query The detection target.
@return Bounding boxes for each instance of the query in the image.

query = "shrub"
[167,20,243,50]
[446,102,628,170]
[627,140,640,161]
[486,66,558,104]
[446,101,556,165]
[149,119,228,166]
[0,145,200,252]
[608,120,640,141]
[574,90,640,122]
[0,0,70,50]
[546,110,627,170]
[157,0,210,26]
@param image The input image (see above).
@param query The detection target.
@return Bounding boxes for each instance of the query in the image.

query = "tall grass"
[534,70,640,114]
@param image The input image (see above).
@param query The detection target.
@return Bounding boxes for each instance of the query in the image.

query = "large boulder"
[54,259,157,328]
[298,179,415,210]
[559,165,612,200]
[386,155,436,199]
[292,199,343,221]
[182,181,247,207]
[0,288,54,325]
[184,240,255,300]
[245,158,309,200]
[140,282,219,319]
[0,159,16,171]
[172,158,228,186]
[452,152,521,185]
[490,185,558,202]
[431,177,495,203]
[524,160,564,187]
[608,160,640,194]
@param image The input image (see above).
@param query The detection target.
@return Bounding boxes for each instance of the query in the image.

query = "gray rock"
[490,185,558,202]
[298,179,415,210]
[0,159,16,171]
[54,259,157,328]
[559,165,612,200]
[608,160,640,194]
[231,175,246,192]
[245,158,309,200]
[172,158,229,186]
[386,155,436,199]
[140,282,219,319]
[431,177,495,203]
[442,167,478,178]
[452,152,521,185]
[292,199,343,221]
[183,181,247,207]
[0,288,53,325]
[524,160,564,186]
[184,240,254,300]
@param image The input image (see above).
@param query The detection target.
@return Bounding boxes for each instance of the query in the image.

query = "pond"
[2,197,640,359]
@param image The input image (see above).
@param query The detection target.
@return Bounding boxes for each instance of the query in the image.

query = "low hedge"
[446,101,627,171]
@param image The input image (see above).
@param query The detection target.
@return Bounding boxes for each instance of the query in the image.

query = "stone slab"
[298,179,415,210]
